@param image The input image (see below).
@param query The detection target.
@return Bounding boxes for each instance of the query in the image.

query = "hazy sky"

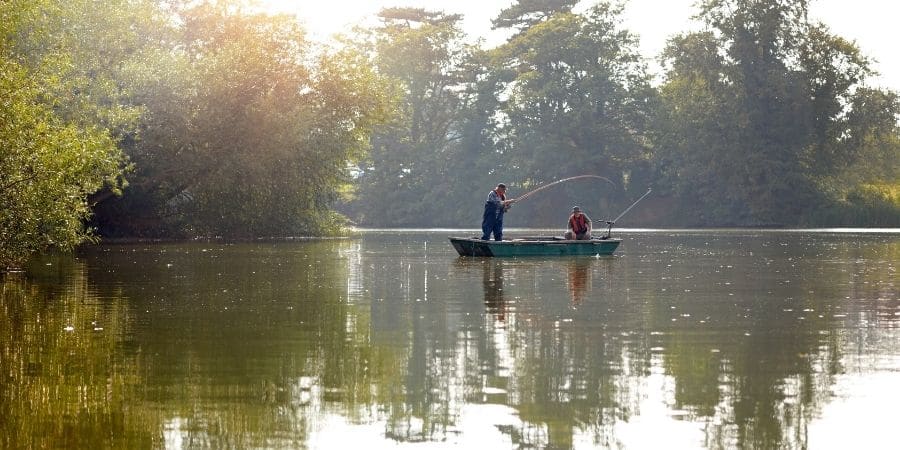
[258,0,900,92]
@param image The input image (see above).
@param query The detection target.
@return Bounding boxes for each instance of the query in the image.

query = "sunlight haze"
[256,0,900,92]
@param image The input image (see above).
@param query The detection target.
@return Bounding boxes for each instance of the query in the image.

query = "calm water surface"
[2,230,898,449]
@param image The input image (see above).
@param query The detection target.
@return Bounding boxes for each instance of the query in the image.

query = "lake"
[1,229,897,449]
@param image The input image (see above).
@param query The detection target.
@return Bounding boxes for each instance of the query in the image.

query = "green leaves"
[0,58,125,269]
[91,1,395,238]
[2,0,897,264]
[1,0,142,268]
[656,0,899,226]
[345,8,475,226]
[492,4,654,223]
[492,0,579,32]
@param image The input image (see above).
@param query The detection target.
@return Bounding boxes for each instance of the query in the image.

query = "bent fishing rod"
[509,175,617,204]
[600,188,652,239]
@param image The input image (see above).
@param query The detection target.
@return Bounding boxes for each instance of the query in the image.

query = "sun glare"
[251,0,899,90]
[252,0,309,14]
[251,0,372,39]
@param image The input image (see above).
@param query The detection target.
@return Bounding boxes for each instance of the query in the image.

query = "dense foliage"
[1,0,138,269]
[2,0,394,267]
[654,0,900,226]
[346,3,656,226]
[487,2,656,224]
[344,9,478,226]
[344,0,898,227]
[2,0,898,268]
[91,2,395,238]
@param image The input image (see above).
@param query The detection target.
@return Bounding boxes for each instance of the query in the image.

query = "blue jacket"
[485,190,506,218]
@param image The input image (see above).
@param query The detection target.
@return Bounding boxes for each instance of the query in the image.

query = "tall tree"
[491,3,655,224]
[0,0,150,269]
[656,0,897,225]
[345,8,478,226]
[491,0,579,32]
[92,0,394,237]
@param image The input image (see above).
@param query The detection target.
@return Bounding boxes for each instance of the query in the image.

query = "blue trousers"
[481,205,504,241]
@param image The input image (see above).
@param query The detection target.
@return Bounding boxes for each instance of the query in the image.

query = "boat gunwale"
[449,236,622,245]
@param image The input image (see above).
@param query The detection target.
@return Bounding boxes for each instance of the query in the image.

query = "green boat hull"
[449,236,621,257]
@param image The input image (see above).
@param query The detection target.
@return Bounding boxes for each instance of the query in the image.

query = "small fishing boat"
[449,236,621,257]
[452,182,652,258]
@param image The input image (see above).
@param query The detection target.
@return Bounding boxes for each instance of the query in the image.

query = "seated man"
[564,206,592,240]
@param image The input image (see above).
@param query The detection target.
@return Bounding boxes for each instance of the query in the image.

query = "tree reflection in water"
[0,256,154,448]
[566,259,592,306]
[1,233,896,449]
[482,259,507,322]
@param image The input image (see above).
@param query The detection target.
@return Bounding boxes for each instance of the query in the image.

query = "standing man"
[565,206,592,240]
[481,183,513,241]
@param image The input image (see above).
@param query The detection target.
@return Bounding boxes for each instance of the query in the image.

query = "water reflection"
[0,259,149,449]
[481,259,508,322]
[566,259,592,306]
[0,232,897,449]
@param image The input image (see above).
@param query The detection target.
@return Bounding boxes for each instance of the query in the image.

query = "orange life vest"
[569,214,589,233]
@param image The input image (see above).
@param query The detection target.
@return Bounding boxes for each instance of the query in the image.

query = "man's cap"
[497,183,507,189]
[572,206,581,212]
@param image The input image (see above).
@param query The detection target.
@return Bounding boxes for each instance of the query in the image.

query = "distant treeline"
[2,0,898,268]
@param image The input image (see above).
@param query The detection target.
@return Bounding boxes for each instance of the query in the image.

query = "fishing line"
[511,175,616,203]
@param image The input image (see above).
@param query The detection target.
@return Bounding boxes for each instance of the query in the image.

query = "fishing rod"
[511,175,616,204]
[600,188,652,239]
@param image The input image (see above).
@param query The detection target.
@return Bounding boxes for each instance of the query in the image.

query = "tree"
[490,3,655,224]
[346,2,655,227]
[491,0,579,32]
[809,87,900,225]
[655,0,896,226]
[344,8,478,226]
[837,88,900,185]
[1,0,140,269]
[92,0,395,237]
